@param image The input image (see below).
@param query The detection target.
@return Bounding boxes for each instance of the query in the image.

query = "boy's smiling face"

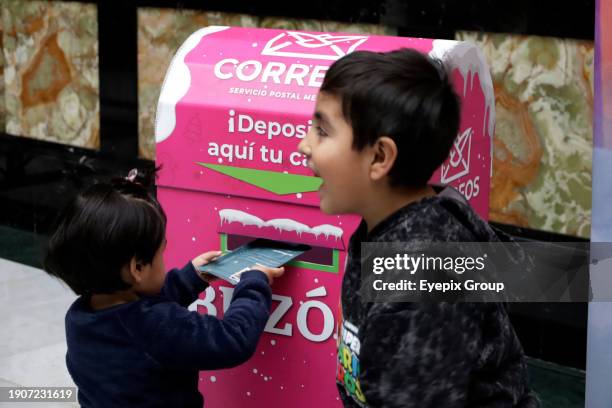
[298,92,373,215]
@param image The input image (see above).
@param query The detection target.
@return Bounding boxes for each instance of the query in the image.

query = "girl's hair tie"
[125,168,138,182]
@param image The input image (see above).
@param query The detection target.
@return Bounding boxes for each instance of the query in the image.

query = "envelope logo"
[261,31,369,61]
[441,127,473,183]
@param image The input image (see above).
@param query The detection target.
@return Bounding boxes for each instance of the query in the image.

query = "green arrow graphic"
[196,163,322,195]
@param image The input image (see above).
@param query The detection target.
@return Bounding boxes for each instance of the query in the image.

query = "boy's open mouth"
[308,162,320,178]
[308,164,324,189]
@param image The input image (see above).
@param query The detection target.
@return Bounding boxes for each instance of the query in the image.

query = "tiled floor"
[0,257,78,407]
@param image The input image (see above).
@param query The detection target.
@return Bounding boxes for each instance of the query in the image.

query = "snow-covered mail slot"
[155,26,494,407]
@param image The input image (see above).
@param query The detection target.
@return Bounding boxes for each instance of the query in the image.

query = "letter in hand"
[251,264,285,285]
[192,251,224,283]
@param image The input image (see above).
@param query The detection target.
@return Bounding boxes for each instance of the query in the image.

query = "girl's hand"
[192,251,223,283]
[251,264,285,285]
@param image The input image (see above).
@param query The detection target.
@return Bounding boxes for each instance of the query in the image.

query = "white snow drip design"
[219,209,343,240]
[267,219,310,235]
[155,26,229,143]
[429,40,496,140]
[219,209,264,227]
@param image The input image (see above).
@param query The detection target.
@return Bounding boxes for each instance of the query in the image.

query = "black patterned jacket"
[336,187,539,408]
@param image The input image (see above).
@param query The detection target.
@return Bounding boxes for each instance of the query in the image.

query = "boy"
[298,49,538,407]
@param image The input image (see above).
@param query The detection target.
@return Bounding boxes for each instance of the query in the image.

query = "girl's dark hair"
[320,48,461,187]
[44,170,166,295]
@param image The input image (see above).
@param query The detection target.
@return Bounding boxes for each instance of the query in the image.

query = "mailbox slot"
[220,233,340,273]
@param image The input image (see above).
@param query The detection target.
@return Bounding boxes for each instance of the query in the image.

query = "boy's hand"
[192,251,223,283]
[251,264,285,285]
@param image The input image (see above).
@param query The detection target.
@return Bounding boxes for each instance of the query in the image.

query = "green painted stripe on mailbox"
[196,162,322,195]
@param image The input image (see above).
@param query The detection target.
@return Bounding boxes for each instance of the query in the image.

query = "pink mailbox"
[155,26,494,407]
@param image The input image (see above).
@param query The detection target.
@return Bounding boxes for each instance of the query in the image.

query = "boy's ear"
[369,136,397,181]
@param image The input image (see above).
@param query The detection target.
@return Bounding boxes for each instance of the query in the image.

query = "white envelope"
[441,127,473,183]
[261,31,369,61]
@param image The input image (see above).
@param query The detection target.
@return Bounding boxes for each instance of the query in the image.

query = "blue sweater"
[65,263,271,407]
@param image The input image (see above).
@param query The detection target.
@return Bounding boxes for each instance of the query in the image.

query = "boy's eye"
[315,126,328,137]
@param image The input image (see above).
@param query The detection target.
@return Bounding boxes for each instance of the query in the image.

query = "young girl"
[44,170,283,408]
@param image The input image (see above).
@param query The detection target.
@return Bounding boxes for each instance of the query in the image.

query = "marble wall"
[137,9,259,160]
[0,3,593,238]
[457,32,594,238]
[137,8,396,160]
[1,0,100,149]
[0,8,5,133]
